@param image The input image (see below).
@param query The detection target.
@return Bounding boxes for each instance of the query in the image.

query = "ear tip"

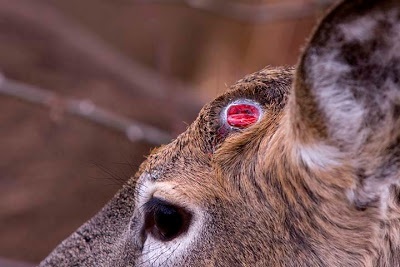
[292,0,400,149]
[309,0,400,40]
[298,0,400,74]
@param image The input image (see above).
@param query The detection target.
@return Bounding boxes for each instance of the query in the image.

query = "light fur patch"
[307,49,366,150]
[293,142,343,170]
[306,8,400,151]
[339,16,377,42]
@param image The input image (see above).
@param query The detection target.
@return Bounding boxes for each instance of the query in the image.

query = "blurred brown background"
[0,0,332,265]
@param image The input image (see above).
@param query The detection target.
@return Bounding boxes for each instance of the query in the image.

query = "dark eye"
[144,198,192,242]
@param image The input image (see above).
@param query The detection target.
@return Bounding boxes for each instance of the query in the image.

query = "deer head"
[40,0,400,266]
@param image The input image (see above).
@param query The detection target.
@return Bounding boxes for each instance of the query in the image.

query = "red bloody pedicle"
[226,103,261,129]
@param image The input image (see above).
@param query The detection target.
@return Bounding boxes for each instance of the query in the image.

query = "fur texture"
[40,1,400,266]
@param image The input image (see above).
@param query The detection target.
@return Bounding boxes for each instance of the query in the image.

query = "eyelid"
[144,197,192,216]
[143,197,171,214]
[135,179,199,217]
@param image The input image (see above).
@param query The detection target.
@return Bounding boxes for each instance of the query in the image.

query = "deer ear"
[291,1,400,205]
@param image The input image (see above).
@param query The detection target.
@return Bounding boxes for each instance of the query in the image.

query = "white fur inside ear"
[339,16,377,42]
[306,7,400,151]
[339,9,400,61]
[307,48,367,150]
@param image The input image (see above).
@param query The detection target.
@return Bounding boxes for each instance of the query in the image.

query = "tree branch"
[0,74,172,145]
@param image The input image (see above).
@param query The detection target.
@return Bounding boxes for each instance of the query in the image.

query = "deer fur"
[40,0,400,266]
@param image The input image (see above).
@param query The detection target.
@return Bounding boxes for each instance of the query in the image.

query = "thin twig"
[0,74,172,145]
[133,0,335,23]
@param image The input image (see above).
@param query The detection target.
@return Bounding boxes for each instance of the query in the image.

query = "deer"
[39,0,400,266]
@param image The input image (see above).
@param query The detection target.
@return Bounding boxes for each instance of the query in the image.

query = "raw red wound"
[226,103,260,129]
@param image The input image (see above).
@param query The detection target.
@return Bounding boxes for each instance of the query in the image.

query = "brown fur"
[40,1,400,266]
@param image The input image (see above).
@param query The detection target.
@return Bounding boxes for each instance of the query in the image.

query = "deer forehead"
[135,68,293,205]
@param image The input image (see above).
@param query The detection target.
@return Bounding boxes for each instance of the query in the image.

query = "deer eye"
[144,198,192,242]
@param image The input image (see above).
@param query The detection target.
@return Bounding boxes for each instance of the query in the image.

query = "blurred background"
[0,0,333,265]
